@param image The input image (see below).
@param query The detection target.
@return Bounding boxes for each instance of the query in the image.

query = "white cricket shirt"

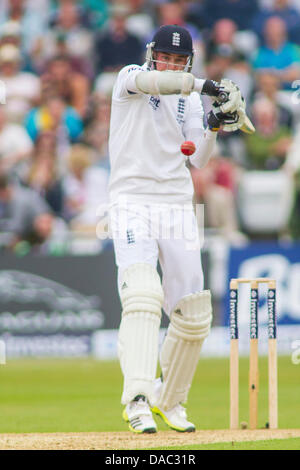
[108,63,205,205]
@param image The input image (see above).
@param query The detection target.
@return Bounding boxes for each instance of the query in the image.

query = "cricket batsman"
[108,24,247,433]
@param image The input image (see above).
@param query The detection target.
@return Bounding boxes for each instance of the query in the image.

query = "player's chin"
[156,65,168,72]
[168,66,186,72]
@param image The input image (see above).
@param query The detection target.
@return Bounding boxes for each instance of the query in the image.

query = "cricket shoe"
[151,379,196,432]
[122,395,157,434]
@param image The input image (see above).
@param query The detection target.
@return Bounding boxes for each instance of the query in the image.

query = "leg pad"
[118,263,164,405]
[158,290,212,410]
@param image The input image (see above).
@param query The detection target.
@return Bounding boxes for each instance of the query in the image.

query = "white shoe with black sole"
[122,395,157,434]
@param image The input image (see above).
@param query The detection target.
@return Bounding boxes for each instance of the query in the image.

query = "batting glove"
[207,99,246,132]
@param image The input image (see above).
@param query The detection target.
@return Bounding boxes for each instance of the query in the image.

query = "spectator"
[246,98,293,170]
[0,106,33,180]
[252,16,300,89]
[30,211,69,253]
[205,20,254,103]
[94,3,144,74]
[0,20,33,71]
[63,144,109,227]
[0,0,45,54]
[25,94,83,146]
[154,0,202,43]
[205,18,258,62]
[49,0,91,26]
[0,20,21,48]
[252,0,300,44]
[190,155,246,243]
[25,131,64,216]
[0,44,41,123]
[254,71,294,128]
[50,0,109,29]
[81,0,109,29]
[153,0,204,76]
[41,55,90,118]
[35,0,94,78]
[206,18,237,58]
[205,46,235,84]
[189,0,259,31]
[126,0,155,42]
[26,0,51,15]
[0,171,55,247]
[84,94,111,170]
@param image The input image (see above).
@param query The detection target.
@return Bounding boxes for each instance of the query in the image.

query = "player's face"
[154,52,188,71]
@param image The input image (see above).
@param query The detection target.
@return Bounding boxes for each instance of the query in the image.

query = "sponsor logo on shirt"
[127,66,141,73]
[149,95,160,110]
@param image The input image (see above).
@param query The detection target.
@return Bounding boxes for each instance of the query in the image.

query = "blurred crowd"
[0,0,300,254]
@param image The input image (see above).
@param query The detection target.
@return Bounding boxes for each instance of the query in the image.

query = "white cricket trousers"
[109,201,204,316]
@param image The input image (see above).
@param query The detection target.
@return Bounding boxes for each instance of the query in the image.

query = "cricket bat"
[241,115,256,134]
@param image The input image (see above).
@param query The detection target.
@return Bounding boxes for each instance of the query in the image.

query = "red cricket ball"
[180,141,196,156]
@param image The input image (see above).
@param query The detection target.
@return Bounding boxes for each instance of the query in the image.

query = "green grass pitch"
[0,356,299,449]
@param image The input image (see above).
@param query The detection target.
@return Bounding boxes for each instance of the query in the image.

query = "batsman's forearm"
[188,129,217,169]
[136,70,195,95]
[135,71,217,97]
